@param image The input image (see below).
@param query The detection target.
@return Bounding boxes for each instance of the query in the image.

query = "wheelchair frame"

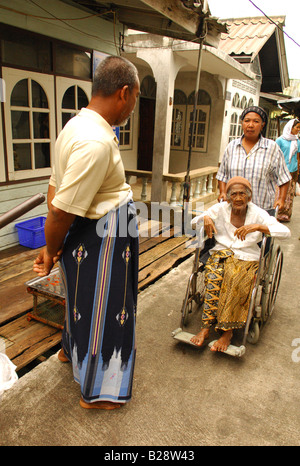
[172,221,284,357]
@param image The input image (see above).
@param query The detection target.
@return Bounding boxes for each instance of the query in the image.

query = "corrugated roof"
[218,16,285,60]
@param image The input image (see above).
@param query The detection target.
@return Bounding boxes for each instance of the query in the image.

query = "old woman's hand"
[204,216,217,238]
[234,223,270,240]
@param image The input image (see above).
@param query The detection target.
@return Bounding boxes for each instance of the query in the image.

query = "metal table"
[26,268,65,330]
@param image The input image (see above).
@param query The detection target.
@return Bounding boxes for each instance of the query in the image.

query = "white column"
[137,48,186,202]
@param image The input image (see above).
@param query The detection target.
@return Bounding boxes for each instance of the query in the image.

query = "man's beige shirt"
[49,108,131,219]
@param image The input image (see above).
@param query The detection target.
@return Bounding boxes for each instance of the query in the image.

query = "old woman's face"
[227,183,251,212]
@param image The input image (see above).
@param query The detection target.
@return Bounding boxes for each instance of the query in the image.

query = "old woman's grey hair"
[92,55,138,97]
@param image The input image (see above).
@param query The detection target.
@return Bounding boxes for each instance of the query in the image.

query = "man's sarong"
[201,249,258,331]
[60,201,138,404]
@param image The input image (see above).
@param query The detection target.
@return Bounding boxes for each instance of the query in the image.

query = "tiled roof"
[218,16,286,60]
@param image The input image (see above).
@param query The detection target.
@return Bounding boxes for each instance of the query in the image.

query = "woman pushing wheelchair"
[190,176,290,352]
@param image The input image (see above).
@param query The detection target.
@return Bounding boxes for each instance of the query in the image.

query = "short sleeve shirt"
[49,108,131,219]
[216,136,291,210]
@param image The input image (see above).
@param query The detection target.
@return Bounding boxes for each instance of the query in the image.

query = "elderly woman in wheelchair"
[190,176,290,353]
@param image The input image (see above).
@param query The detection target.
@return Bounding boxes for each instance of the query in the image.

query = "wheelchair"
[172,212,284,357]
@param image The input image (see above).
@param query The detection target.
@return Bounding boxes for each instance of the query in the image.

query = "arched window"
[241,96,247,109]
[185,90,211,151]
[10,78,51,171]
[229,112,243,143]
[232,93,240,108]
[171,90,187,150]
[140,75,156,99]
[188,89,211,106]
[61,85,89,128]
[229,113,238,142]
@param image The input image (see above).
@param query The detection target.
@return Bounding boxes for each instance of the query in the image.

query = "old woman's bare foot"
[210,330,233,352]
[190,328,210,346]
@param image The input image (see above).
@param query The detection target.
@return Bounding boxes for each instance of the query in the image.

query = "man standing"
[34,56,140,410]
[217,106,291,213]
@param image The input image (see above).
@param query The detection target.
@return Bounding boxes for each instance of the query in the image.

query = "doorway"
[137,75,156,171]
[138,97,155,171]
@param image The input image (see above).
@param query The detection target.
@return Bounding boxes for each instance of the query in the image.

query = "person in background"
[217,106,291,215]
[34,56,140,410]
[275,118,300,221]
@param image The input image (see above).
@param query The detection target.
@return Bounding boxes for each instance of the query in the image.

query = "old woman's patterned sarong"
[201,249,258,331]
[60,201,138,404]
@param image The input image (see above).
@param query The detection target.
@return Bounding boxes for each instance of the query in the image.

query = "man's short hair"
[92,55,138,97]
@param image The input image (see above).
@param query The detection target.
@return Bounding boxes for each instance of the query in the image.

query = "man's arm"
[47,183,56,210]
[33,206,75,276]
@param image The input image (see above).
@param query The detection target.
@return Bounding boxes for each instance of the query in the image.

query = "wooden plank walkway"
[0,221,194,371]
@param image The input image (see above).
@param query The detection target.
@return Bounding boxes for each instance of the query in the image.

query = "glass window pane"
[62,112,75,128]
[32,81,48,108]
[11,111,30,139]
[34,143,50,168]
[124,133,130,145]
[33,113,49,139]
[77,87,89,109]
[11,79,29,107]
[62,87,76,109]
[13,143,32,170]
[196,136,204,148]
[198,110,206,122]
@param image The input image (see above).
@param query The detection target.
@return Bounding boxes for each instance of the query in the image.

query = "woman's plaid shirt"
[217,136,291,210]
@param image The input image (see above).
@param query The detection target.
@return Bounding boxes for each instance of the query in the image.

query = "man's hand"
[33,247,62,277]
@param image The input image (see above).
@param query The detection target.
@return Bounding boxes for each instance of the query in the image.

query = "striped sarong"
[60,201,138,404]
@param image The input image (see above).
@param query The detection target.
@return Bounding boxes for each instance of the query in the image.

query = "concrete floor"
[1,197,300,446]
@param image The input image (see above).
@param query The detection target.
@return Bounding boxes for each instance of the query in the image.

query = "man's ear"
[119,85,129,102]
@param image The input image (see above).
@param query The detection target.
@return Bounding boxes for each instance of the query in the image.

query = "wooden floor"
[0,220,194,372]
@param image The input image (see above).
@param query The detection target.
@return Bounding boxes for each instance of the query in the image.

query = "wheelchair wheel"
[262,247,283,321]
[181,263,205,327]
[266,248,283,317]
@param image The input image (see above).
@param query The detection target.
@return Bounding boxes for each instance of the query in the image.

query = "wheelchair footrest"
[208,340,246,357]
[172,328,199,347]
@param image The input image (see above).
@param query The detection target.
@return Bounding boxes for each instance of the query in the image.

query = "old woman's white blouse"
[192,201,291,262]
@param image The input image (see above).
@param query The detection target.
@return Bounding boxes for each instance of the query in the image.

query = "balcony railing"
[125,167,218,205]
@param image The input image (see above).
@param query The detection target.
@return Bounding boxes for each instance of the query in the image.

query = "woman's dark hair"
[92,55,138,97]
[292,119,300,128]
